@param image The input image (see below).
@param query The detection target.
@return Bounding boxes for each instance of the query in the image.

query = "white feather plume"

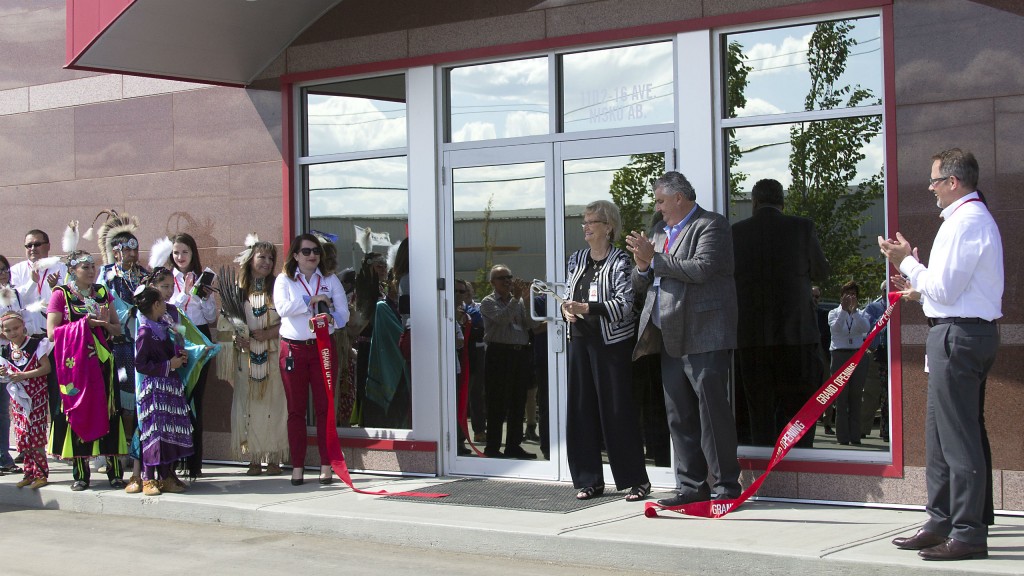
[244,233,259,248]
[62,221,80,254]
[357,226,373,255]
[24,300,47,314]
[386,241,401,270]
[33,256,61,272]
[233,233,260,265]
[0,286,15,308]
[82,226,95,241]
[148,236,173,270]
[117,367,128,383]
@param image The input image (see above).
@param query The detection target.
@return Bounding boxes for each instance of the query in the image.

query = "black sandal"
[576,485,605,500]
[625,482,652,502]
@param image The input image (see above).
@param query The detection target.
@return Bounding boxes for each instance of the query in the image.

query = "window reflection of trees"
[724,16,890,454]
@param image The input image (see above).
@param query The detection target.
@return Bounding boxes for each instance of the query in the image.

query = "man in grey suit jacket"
[625,171,742,506]
[733,178,829,447]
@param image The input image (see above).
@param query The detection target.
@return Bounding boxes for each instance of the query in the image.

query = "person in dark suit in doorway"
[732,178,829,447]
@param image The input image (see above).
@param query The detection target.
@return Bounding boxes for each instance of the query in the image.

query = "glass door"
[444,143,557,479]
[443,133,675,485]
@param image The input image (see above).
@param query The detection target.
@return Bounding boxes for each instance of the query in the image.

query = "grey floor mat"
[381,478,623,513]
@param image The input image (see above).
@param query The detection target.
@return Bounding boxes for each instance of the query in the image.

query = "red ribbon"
[311,313,448,498]
[644,292,901,519]
[458,316,485,457]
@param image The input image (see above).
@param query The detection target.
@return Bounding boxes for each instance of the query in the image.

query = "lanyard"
[173,272,193,311]
[297,274,322,303]
[36,268,49,295]
[948,197,981,218]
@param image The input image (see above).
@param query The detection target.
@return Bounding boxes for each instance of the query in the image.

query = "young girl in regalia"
[0,311,52,489]
[133,285,194,496]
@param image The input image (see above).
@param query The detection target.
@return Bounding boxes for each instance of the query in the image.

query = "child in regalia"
[0,311,52,489]
[133,286,193,496]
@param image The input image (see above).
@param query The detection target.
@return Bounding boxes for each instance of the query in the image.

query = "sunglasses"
[24,241,48,249]
[492,275,513,282]
[298,247,322,256]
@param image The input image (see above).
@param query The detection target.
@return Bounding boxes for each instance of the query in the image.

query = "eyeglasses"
[492,275,513,282]
[581,220,607,228]
[298,247,322,256]
[24,241,48,249]
[928,176,950,186]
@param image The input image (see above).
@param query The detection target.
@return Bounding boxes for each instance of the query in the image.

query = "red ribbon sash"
[458,316,485,457]
[310,313,448,498]
[644,293,901,519]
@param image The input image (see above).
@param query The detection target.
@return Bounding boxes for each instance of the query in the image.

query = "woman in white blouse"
[168,233,219,478]
[274,234,349,486]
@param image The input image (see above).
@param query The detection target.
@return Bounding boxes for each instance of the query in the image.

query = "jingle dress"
[135,308,194,474]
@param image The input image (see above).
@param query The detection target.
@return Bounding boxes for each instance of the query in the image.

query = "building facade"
[1,0,1021,511]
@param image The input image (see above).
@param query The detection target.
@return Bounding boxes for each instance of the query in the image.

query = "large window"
[300,75,413,432]
[446,42,675,144]
[721,15,889,459]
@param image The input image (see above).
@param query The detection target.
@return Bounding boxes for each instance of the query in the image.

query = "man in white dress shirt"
[879,148,1002,561]
[10,229,67,425]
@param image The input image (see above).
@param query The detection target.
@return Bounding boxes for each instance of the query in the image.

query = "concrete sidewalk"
[1,463,1020,575]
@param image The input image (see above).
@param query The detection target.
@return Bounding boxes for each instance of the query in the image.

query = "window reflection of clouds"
[452,163,545,212]
[562,42,674,132]
[308,157,408,217]
[729,119,883,191]
[562,157,624,208]
[449,58,549,143]
[728,17,882,118]
[306,94,407,156]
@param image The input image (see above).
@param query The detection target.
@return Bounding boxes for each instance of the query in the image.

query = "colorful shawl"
[52,317,113,442]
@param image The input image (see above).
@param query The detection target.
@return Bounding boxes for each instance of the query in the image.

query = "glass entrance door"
[443,133,675,484]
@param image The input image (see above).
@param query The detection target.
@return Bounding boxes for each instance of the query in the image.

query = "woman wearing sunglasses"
[274,234,349,486]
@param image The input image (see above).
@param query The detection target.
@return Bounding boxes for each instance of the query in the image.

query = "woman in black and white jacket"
[561,200,650,502]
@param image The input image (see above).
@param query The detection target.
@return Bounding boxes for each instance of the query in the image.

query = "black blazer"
[732,206,829,348]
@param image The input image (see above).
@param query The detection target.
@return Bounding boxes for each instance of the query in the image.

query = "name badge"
[588,282,599,302]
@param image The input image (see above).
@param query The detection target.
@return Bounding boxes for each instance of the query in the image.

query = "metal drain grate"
[382,478,620,513]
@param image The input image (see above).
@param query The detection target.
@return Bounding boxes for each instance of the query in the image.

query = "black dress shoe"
[713,491,740,501]
[290,477,305,486]
[892,528,946,550]
[657,489,711,507]
[918,538,988,561]
[483,449,506,458]
[503,447,537,460]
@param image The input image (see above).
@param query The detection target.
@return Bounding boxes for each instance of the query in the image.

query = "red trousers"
[279,339,337,468]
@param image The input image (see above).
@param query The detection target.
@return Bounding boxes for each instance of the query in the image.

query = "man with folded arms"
[879,148,1002,561]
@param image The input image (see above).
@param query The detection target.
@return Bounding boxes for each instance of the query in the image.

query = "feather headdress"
[62,220,80,254]
[356,226,373,255]
[32,256,62,273]
[148,236,173,271]
[233,233,260,265]
[87,209,140,265]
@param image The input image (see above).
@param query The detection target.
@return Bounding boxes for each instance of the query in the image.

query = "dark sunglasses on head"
[24,241,48,249]
[298,247,322,256]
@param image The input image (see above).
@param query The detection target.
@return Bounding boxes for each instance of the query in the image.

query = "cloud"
[306,95,406,156]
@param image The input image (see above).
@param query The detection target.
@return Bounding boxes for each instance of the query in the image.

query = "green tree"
[725,40,753,207]
[786,19,884,299]
[473,194,496,300]
[608,153,665,251]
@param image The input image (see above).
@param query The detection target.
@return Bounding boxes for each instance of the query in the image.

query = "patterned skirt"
[137,374,194,467]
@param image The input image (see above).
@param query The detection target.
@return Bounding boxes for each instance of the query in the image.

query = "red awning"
[65,0,343,86]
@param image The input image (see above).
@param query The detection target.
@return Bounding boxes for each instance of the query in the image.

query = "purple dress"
[135,311,194,468]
